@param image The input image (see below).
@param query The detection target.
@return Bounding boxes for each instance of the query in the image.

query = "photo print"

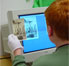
[12,19,26,40]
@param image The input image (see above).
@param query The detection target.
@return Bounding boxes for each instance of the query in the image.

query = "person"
[8,0,69,66]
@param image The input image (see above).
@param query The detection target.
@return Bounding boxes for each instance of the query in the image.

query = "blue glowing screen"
[19,13,56,53]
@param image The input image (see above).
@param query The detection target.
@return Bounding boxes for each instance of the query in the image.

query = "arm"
[14,48,22,56]
[8,34,27,66]
[13,55,26,66]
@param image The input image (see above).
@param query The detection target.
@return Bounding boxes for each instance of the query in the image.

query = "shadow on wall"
[0,24,9,56]
[0,26,4,56]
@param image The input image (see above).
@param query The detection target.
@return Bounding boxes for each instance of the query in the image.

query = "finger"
[8,34,15,41]
[8,34,14,38]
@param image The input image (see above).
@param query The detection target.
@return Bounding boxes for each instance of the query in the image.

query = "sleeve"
[13,55,27,66]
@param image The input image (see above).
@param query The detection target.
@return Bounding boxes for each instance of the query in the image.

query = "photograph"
[12,19,26,40]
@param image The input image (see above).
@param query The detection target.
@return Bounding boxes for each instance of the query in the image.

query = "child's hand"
[8,34,23,53]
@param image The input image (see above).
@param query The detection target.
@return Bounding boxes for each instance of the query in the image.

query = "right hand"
[8,34,23,53]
